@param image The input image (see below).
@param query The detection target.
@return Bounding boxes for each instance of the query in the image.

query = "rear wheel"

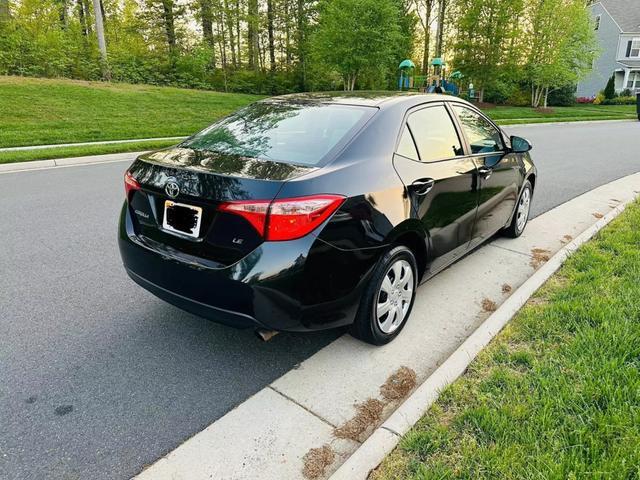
[502,180,532,238]
[350,245,417,345]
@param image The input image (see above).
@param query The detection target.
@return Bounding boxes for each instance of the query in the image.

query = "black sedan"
[119,92,536,345]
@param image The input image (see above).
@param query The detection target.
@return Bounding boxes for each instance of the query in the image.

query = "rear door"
[450,104,519,246]
[392,103,479,274]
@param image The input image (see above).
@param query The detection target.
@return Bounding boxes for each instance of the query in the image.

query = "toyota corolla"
[119,92,536,345]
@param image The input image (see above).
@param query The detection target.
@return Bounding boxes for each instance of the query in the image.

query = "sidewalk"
[133,173,640,480]
[0,151,144,173]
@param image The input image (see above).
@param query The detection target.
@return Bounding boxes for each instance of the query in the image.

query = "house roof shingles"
[599,0,640,33]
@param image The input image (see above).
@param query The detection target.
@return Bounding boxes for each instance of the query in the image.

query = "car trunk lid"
[126,147,316,266]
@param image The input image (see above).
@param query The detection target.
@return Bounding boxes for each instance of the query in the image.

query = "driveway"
[1,120,639,479]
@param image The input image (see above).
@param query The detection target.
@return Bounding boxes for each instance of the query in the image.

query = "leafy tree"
[525,0,598,107]
[311,0,402,90]
[451,0,525,103]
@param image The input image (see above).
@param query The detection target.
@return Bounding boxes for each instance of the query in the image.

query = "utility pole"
[92,0,110,80]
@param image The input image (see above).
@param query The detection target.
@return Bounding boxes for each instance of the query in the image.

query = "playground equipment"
[398,59,415,90]
[398,58,461,96]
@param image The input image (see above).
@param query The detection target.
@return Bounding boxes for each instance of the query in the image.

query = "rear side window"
[181,102,375,166]
[396,127,419,160]
[453,105,504,154]
[406,105,464,162]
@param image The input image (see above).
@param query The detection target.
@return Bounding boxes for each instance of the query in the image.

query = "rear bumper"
[124,268,261,329]
[118,204,381,332]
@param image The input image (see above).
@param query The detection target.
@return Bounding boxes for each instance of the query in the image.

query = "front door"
[451,104,519,245]
[392,103,479,275]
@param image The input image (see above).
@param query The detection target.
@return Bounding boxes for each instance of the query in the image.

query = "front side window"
[594,14,601,30]
[181,102,375,166]
[627,72,640,89]
[406,105,464,162]
[453,105,504,154]
[630,38,640,57]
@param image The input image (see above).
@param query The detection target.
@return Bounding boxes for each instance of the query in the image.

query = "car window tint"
[396,126,419,160]
[406,105,463,162]
[453,105,503,154]
[181,102,375,166]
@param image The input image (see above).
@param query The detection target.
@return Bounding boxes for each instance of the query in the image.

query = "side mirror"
[510,135,532,153]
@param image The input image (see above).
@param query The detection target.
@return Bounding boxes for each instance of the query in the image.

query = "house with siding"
[577,0,640,98]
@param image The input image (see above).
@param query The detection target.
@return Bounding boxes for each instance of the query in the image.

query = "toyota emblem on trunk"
[165,179,180,198]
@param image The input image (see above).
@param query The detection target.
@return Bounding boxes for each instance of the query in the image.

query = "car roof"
[263,91,469,109]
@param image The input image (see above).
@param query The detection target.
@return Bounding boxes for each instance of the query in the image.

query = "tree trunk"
[478,88,484,103]
[217,16,228,68]
[99,0,105,27]
[224,0,236,67]
[235,0,241,66]
[200,0,214,46]
[82,0,92,34]
[421,0,434,74]
[92,0,110,80]
[77,0,89,37]
[58,0,68,29]
[258,31,265,70]
[434,0,446,75]
[296,0,306,90]
[0,0,10,22]
[161,0,177,55]
[247,0,258,70]
[543,87,549,108]
[267,0,276,72]
[284,0,291,66]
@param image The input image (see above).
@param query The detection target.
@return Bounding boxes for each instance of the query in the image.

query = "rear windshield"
[180,102,375,166]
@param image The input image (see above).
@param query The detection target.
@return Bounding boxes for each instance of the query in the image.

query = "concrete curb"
[0,136,186,152]
[330,194,637,480]
[0,151,146,174]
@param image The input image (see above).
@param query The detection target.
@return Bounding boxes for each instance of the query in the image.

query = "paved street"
[1,120,639,480]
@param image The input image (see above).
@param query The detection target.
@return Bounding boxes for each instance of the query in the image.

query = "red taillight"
[219,200,270,236]
[219,194,345,241]
[124,171,140,200]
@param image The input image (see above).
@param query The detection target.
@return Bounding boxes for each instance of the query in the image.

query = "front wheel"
[350,245,418,345]
[502,180,532,238]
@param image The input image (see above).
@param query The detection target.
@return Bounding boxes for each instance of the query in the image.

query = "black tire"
[502,180,532,238]
[350,245,418,345]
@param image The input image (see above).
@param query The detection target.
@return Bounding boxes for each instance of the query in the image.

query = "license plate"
[162,200,203,238]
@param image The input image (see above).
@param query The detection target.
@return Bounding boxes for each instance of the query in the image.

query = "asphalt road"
[1,120,639,479]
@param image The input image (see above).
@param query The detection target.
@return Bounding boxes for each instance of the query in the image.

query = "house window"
[627,72,640,89]
[631,39,640,57]
[594,15,601,30]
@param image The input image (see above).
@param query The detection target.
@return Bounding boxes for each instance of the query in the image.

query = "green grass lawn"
[487,104,637,125]
[0,76,636,164]
[373,200,640,480]
[0,76,261,148]
[0,139,180,164]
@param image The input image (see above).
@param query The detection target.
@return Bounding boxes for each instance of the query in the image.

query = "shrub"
[547,85,576,106]
[506,87,530,107]
[601,96,636,105]
[593,92,605,105]
[576,96,594,104]
[603,74,616,99]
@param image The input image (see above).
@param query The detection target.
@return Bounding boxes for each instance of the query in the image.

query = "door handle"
[477,166,493,179]
[410,178,435,196]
